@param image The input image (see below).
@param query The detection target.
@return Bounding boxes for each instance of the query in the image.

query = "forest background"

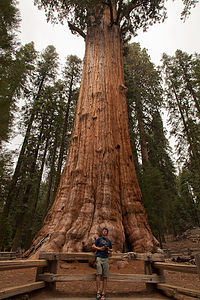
[0,0,200,251]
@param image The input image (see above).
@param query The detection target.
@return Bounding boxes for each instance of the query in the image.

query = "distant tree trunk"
[43,127,59,218]
[27,7,156,256]
[179,60,200,114]
[0,77,45,249]
[12,120,44,250]
[24,131,51,249]
[33,130,51,215]
[53,81,73,200]
[172,84,200,176]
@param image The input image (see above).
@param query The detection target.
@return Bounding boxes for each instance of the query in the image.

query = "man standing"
[92,227,113,300]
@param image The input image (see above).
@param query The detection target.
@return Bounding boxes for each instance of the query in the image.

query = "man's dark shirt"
[94,237,112,258]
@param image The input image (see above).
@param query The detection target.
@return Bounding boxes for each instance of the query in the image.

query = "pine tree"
[162,51,200,181]
[124,43,178,242]
[162,50,200,232]
[52,55,82,199]
[0,0,20,146]
[0,45,60,249]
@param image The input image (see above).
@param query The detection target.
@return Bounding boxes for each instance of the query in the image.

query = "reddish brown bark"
[27,7,157,256]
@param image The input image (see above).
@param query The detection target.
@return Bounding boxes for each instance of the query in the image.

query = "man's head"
[102,227,109,237]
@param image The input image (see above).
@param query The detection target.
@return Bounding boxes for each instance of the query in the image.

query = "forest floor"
[1,231,200,300]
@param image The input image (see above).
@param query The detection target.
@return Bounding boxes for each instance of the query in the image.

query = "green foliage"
[34,0,167,38]
[181,0,199,19]
[0,150,13,208]
[124,43,179,240]
[124,42,163,166]
[176,167,200,229]
[0,0,20,52]
[0,0,21,145]
[0,42,37,145]
[0,46,82,250]
[161,49,200,235]
[141,164,167,240]
[162,50,200,168]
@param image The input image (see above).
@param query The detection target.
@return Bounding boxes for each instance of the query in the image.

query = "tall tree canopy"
[162,50,200,230]
[124,43,178,245]
[0,0,20,146]
[35,0,167,38]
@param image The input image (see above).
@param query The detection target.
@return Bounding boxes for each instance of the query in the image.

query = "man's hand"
[98,246,106,251]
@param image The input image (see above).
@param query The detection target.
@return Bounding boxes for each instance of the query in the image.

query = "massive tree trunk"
[27,7,157,256]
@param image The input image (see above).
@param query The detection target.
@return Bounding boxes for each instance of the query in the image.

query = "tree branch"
[116,0,123,24]
[107,0,114,25]
[120,0,140,20]
[68,22,86,39]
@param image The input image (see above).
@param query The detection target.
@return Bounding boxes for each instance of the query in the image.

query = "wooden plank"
[0,281,45,300]
[0,252,16,256]
[39,272,163,283]
[110,273,163,283]
[157,283,200,299]
[39,273,96,282]
[39,252,95,261]
[154,262,197,274]
[0,259,48,271]
[39,251,164,262]
[195,254,200,279]
[0,252,20,261]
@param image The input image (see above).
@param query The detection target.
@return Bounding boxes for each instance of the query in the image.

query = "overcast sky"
[18,0,200,66]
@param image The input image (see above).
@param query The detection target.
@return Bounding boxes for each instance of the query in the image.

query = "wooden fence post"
[195,254,200,279]
[144,260,156,292]
[36,253,57,291]
[47,256,58,291]
[36,253,48,283]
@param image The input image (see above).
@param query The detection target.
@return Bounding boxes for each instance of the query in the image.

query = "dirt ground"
[1,235,200,300]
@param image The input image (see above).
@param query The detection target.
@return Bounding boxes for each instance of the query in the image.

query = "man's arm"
[92,244,106,251]
[108,240,113,252]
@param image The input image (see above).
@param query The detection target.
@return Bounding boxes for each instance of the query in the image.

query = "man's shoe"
[96,293,101,299]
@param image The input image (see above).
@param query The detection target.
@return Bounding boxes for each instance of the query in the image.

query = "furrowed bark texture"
[27,8,156,256]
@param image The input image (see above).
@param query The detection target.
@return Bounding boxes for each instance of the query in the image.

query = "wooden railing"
[163,246,200,259]
[0,252,22,261]
[153,254,200,299]
[0,259,47,299]
[37,251,165,292]
[0,252,200,299]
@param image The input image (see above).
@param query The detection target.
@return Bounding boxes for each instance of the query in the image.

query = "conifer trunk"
[27,7,157,256]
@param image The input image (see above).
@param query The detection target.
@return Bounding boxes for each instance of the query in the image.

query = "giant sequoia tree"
[26,0,170,256]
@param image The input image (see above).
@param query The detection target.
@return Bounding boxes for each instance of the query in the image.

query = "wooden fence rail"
[0,259,46,300]
[36,251,166,292]
[153,254,200,299]
[1,252,200,299]
[0,259,48,271]
[0,252,21,261]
